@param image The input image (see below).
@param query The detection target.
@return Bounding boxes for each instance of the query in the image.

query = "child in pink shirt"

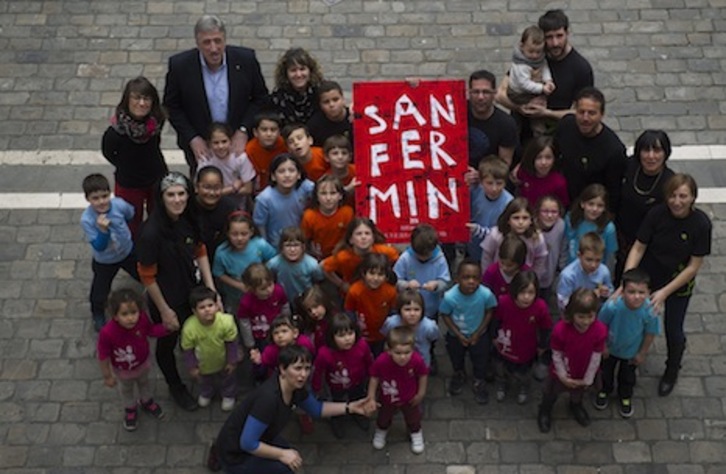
[250,315,316,376]
[482,233,529,297]
[97,288,167,431]
[312,312,373,438]
[493,271,552,404]
[367,326,429,454]
[537,288,607,433]
[515,136,569,209]
[236,263,290,352]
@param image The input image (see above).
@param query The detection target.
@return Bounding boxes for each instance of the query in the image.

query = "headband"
[160,173,188,192]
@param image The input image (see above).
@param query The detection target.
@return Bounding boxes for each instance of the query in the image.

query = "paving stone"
[0,446,29,468]
[612,441,652,463]
[14,380,51,402]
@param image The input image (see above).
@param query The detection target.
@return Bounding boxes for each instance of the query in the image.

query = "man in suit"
[164,15,269,175]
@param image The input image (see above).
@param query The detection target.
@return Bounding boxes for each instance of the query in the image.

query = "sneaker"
[330,416,345,439]
[593,391,609,410]
[123,406,138,431]
[495,384,506,403]
[93,314,106,332]
[139,398,165,419]
[473,379,489,405]
[221,397,235,412]
[299,413,314,434]
[198,395,212,408]
[516,388,528,405]
[170,385,198,411]
[410,430,425,454]
[449,371,466,396]
[619,398,633,418]
[569,402,591,427]
[372,428,388,450]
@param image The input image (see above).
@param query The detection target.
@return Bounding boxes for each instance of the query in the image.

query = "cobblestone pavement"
[1,1,726,473]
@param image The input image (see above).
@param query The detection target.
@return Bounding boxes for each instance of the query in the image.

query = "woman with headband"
[136,172,219,411]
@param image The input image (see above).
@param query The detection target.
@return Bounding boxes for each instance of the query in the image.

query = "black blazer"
[163,46,269,151]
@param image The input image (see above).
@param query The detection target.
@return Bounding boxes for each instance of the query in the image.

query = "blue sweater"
[80,197,134,264]
[393,245,451,319]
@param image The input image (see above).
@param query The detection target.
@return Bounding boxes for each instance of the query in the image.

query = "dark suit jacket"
[163,46,269,152]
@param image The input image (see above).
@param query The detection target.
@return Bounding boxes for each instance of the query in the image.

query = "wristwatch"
[239,125,248,135]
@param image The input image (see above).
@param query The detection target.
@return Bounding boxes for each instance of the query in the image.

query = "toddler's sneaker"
[123,406,138,431]
[449,371,466,396]
[198,395,212,408]
[221,397,235,412]
[619,398,633,418]
[593,391,609,410]
[495,383,506,402]
[410,430,425,454]
[372,428,388,450]
[139,398,165,419]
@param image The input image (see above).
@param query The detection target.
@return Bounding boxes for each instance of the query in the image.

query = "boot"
[537,401,553,433]
[658,341,685,397]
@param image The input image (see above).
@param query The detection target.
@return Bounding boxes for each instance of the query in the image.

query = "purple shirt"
[97,312,167,371]
[312,338,373,393]
[237,284,288,341]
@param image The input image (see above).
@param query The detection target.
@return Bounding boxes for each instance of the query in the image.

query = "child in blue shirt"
[594,268,659,418]
[439,260,498,404]
[381,289,440,369]
[466,156,513,262]
[80,174,139,332]
[557,232,613,313]
[266,226,324,303]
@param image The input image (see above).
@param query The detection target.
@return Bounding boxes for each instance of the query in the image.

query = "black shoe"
[658,376,676,397]
[569,402,590,427]
[170,384,198,411]
[449,371,466,396]
[330,416,345,439]
[473,379,489,405]
[537,405,551,433]
[352,414,370,432]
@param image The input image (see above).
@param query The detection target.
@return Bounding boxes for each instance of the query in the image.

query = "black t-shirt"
[136,213,200,309]
[617,159,675,243]
[554,114,627,210]
[307,107,354,150]
[467,105,518,168]
[197,196,236,264]
[547,48,594,110]
[637,204,712,293]
[216,375,309,466]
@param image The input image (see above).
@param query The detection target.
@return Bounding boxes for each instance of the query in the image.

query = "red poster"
[353,80,470,243]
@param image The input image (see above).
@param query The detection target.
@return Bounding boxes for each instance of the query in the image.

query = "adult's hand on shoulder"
[190,136,212,162]
[231,130,248,156]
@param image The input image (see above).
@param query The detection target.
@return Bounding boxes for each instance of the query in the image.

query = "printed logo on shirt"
[680,232,688,241]
[381,379,400,404]
[114,345,138,369]
[330,368,351,388]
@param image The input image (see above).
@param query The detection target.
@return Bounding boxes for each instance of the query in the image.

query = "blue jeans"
[445,332,490,380]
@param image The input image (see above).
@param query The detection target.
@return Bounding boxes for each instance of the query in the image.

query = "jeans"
[90,252,139,319]
[601,355,636,399]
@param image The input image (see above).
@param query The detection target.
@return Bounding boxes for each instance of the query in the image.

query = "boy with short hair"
[307,80,354,148]
[80,173,139,332]
[323,134,359,203]
[467,155,514,262]
[245,110,287,192]
[368,326,429,454]
[557,232,613,313]
[181,286,239,412]
[282,123,329,182]
[594,268,659,418]
[439,260,498,404]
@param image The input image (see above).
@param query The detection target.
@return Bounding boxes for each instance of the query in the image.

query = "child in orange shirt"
[245,111,287,193]
[283,123,329,182]
[301,175,354,260]
[322,217,399,293]
[323,135,359,207]
[344,253,398,356]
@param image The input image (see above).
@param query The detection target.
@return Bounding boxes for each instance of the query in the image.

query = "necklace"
[633,166,663,196]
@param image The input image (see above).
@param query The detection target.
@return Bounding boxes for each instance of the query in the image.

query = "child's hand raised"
[96,214,110,232]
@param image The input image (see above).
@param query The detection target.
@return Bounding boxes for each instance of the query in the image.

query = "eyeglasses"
[130,93,153,103]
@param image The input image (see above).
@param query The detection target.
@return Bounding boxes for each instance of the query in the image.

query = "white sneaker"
[372,428,387,450]
[410,430,425,454]
[198,395,211,408]
[221,397,235,411]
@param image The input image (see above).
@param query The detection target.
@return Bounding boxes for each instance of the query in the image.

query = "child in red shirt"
[367,326,429,454]
[493,271,552,404]
[97,288,167,431]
